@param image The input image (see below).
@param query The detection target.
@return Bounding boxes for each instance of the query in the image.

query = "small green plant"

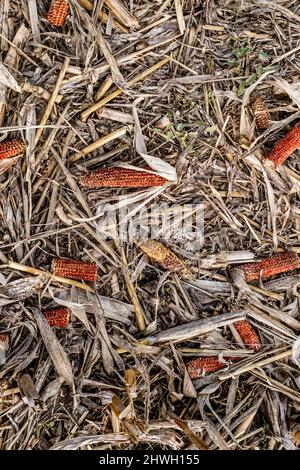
[153,113,195,152]
[230,39,250,71]
[237,65,275,96]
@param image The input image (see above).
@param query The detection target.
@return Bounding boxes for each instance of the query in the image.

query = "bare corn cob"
[52,258,97,281]
[139,240,193,280]
[0,139,26,160]
[47,0,69,27]
[0,334,9,352]
[264,123,300,168]
[43,307,70,328]
[252,96,270,129]
[187,356,239,378]
[234,320,261,351]
[80,167,168,188]
[240,252,300,283]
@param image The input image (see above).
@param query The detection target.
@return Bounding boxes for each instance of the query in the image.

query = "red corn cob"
[240,252,300,283]
[47,0,69,27]
[80,167,168,189]
[264,123,300,168]
[0,334,9,352]
[186,356,239,378]
[52,258,97,281]
[186,320,261,378]
[0,139,26,161]
[252,96,270,130]
[43,307,70,327]
[234,320,261,351]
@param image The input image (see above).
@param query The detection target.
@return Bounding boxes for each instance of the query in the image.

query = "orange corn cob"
[234,320,261,351]
[47,0,69,27]
[252,96,270,129]
[43,307,70,327]
[52,258,97,281]
[80,167,168,189]
[0,139,26,161]
[240,252,300,283]
[139,239,193,280]
[0,334,9,352]
[187,356,239,378]
[264,123,300,168]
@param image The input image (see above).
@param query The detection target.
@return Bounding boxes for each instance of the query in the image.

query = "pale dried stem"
[34,57,70,147]
[218,348,292,381]
[116,242,146,332]
[103,0,139,28]
[77,0,128,32]
[70,126,127,162]
[81,57,170,121]
[94,75,113,101]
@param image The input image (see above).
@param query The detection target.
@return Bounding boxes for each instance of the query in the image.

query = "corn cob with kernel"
[239,252,300,283]
[234,320,261,351]
[80,167,168,189]
[264,123,300,168]
[43,307,70,328]
[47,0,69,27]
[186,319,261,378]
[0,334,9,352]
[52,258,97,281]
[252,96,270,129]
[187,356,239,377]
[0,139,26,160]
[139,239,193,280]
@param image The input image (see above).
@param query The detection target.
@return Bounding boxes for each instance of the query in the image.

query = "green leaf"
[259,51,269,61]
[244,73,257,87]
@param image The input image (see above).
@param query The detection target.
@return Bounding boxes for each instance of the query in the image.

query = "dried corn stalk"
[139,239,193,280]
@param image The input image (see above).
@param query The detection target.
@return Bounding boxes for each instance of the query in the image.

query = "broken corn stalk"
[0,139,26,160]
[80,167,168,188]
[52,258,97,281]
[47,0,69,27]
[43,307,70,328]
[0,334,9,352]
[252,96,270,129]
[139,239,193,280]
[240,252,300,283]
[264,123,300,168]
[234,320,261,351]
